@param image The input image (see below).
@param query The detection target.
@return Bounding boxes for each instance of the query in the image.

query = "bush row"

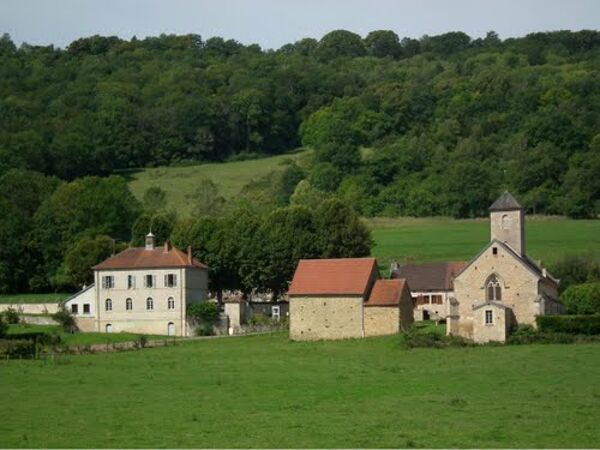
[536,315,600,335]
[0,339,37,358]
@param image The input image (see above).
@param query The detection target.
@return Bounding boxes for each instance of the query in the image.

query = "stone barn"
[364,279,414,337]
[288,257,413,341]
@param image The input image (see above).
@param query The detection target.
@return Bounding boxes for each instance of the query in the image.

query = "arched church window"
[486,275,502,301]
[501,214,511,230]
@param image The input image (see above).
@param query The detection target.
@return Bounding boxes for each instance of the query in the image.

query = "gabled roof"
[391,262,466,291]
[62,283,95,305]
[365,279,408,307]
[93,244,207,270]
[288,257,377,296]
[454,239,558,287]
[489,191,522,212]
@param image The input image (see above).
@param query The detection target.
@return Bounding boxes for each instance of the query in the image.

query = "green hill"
[126,150,310,216]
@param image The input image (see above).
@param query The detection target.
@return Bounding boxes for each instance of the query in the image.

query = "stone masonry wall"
[364,306,399,337]
[289,296,363,341]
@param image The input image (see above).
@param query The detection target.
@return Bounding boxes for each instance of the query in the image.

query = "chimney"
[163,240,170,253]
[187,245,193,264]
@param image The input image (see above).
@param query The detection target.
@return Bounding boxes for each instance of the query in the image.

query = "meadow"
[0,293,71,304]
[1,332,599,448]
[366,216,600,270]
[6,324,167,346]
[126,150,310,217]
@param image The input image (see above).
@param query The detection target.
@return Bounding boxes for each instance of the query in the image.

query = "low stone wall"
[21,315,59,326]
[0,303,60,315]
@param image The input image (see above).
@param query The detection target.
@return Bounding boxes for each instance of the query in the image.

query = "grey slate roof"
[489,191,522,212]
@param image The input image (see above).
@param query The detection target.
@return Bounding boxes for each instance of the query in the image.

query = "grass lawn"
[0,333,599,448]
[6,324,167,346]
[126,150,310,217]
[367,216,600,270]
[0,292,71,304]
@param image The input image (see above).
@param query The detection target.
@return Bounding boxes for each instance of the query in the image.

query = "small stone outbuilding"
[288,257,413,341]
[364,279,414,337]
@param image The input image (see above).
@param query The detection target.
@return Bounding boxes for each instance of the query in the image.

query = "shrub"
[401,328,474,349]
[52,307,76,331]
[195,323,214,337]
[549,255,600,292]
[3,307,20,324]
[5,331,62,346]
[249,313,274,326]
[187,302,220,325]
[0,339,37,358]
[536,314,600,335]
[561,282,600,315]
[0,315,7,338]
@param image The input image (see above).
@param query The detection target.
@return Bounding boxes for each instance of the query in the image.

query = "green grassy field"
[6,324,167,346]
[126,150,310,217]
[0,333,599,448]
[0,293,71,304]
[367,216,600,270]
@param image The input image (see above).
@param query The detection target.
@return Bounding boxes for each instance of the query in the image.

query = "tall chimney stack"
[187,246,193,264]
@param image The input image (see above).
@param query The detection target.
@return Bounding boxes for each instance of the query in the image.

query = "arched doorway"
[105,323,113,333]
[167,322,175,336]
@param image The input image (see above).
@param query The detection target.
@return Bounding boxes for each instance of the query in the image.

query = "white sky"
[1,0,599,49]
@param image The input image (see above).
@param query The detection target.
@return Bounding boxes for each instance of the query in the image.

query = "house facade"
[390,261,466,321]
[65,233,209,337]
[288,257,413,340]
[449,192,564,343]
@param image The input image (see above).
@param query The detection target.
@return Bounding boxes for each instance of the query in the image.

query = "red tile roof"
[93,244,207,270]
[391,261,466,291]
[365,279,408,306]
[288,257,377,296]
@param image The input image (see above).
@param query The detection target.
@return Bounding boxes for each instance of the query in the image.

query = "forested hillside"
[1,29,600,217]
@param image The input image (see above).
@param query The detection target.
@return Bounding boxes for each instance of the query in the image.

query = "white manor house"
[65,232,209,336]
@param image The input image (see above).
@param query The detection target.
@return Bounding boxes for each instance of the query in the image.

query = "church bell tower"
[489,191,525,256]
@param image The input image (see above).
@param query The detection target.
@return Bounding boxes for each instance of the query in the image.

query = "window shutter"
[153,275,157,288]
[164,274,168,287]
[173,274,177,287]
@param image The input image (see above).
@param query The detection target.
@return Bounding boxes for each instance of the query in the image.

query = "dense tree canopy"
[0,29,598,216]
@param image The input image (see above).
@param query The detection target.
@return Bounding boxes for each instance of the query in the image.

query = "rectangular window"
[83,304,90,314]
[71,304,78,314]
[492,247,498,256]
[102,276,114,289]
[145,274,154,288]
[485,310,493,325]
[432,295,443,305]
[127,275,136,289]
[165,274,177,288]
[424,295,430,304]
[272,305,280,321]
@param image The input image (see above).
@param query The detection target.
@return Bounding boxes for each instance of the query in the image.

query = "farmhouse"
[448,192,564,343]
[65,232,209,336]
[288,257,413,340]
[390,261,466,321]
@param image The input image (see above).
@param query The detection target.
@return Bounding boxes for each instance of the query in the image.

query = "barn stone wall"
[289,296,363,341]
[364,306,399,337]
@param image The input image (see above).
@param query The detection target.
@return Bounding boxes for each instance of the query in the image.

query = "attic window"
[492,247,498,256]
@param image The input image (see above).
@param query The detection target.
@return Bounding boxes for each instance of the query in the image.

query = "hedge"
[4,332,62,345]
[536,315,600,335]
[0,339,37,358]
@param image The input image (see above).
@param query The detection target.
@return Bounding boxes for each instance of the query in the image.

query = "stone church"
[448,192,564,343]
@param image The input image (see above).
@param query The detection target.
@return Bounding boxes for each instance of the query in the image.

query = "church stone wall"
[289,296,364,341]
[453,243,540,339]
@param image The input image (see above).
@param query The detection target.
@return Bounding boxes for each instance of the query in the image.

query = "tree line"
[0,169,371,295]
[1,29,600,217]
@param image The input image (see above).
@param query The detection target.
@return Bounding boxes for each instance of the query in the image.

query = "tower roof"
[489,191,522,212]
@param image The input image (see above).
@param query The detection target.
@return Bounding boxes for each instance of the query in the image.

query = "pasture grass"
[126,150,310,217]
[367,216,600,270]
[0,292,70,304]
[6,324,166,346]
[0,333,599,448]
